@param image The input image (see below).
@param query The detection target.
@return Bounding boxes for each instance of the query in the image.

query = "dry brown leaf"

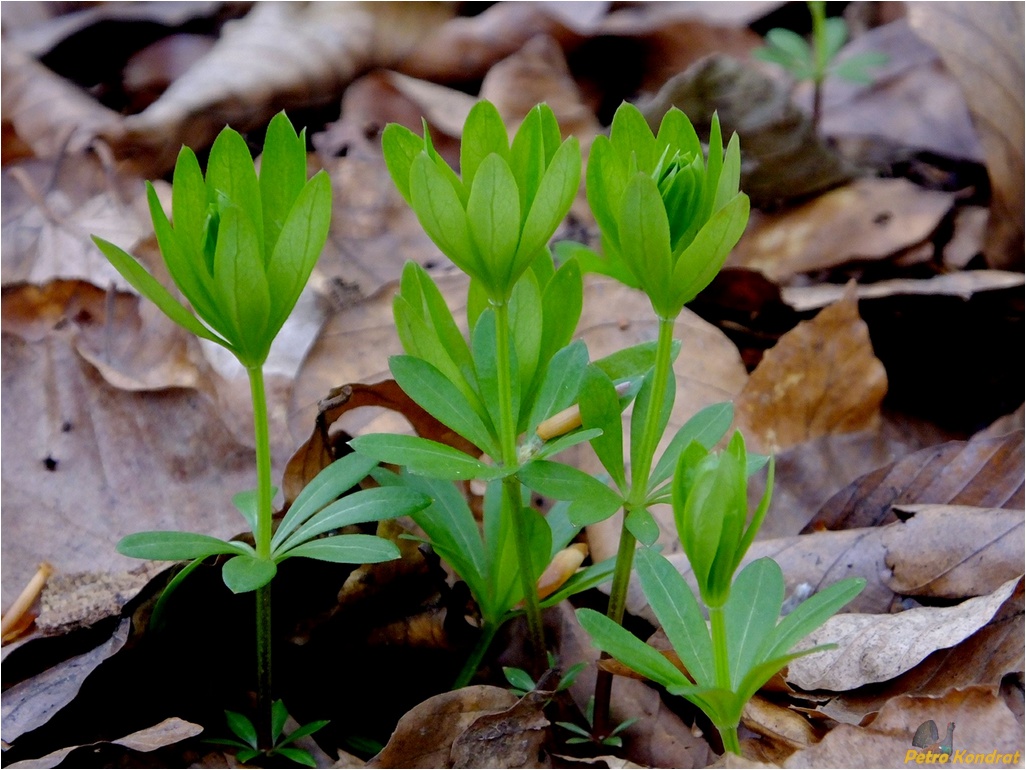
[785,686,1024,768]
[781,271,1025,312]
[735,288,888,454]
[908,3,1025,270]
[785,577,1020,691]
[38,563,166,636]
[741,695,817,751]
[367,685,520,769]
[943,206,990,269]
[1,618,130,744]
[107,3,454,174]
[814,580,1023,725]
[728,178,956,282]
[6,716,203,770]
[804,432,1025,532]
[450,691,551,769]
[884,505,1024,599]
[819,18,985,163]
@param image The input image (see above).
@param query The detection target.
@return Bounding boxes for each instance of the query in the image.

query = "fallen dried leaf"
[741,695,817,751]
[450,691,551,769]
[735,287,888,454]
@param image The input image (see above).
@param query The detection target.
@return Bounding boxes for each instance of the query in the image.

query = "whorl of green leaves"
[381,101,581,303]
[585,102,749,319]
[93,112,332,368]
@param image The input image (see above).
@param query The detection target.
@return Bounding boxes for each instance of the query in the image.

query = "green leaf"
[578,365,626,491]
[171,146,208,255]
[635,548,714,685]
[538,257,583,367]
[503,666,537,693]
[509,108,546,217]
[232,486,278,535]
[117,531,246,561]
[150,557,205,631]
[518,460,622,518]
[592,339,663,382]
[349,433,504,481]
[236,749,262,763]
[279,719,330,747]
[533,428,603,461]
[655,108,703,170]
[618,173,673,315]
[540,556,615,608]
[670,193,750,310]
[763,577,865,663]
[206,127,263,255]
[831,52,889,83]
[92,236,229,347]
[472,308,518,445]
[461,100,510,187]
[527,340,588,436]
[510,270,543,421]
[649,402,734,491]
[609,102,657,170]
[273,453,379,549]
[515,138,581,273]
[381,123,424,204]
[409,153,480,280]
[466,154,521,291]
[390,355,499,457]
[212,205,270,364]
[275,487,430,554]
[409,262,476,388]
[577,608,689,687]
[281,534,400,564]
[271,700,288,743]
[222,554,277,593]
[821,16,849,61]
[630,365,675,485]
[723,558,785,690]
[733,456,774,574]
[264,170,332,336]
[260,112,307,257]
[625,506,659,546]
[226,710,258,748]
[764,27,814,69]
[584,137,624,248]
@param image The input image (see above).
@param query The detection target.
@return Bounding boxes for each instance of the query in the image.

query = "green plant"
[92,113,430,747]
[207,699,328,767]
[357,102,641,674]
[503,654,586,697]
[578,432,865,754]
[556,697,637,748]
[754,0,888,132]
[559,100,750,736]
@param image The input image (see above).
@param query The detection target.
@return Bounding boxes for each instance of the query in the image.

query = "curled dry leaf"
[728,178,956,283]
[108,2,454,174]
[734,287,888,455]
[780,270,1026,313]
[2,618,130,744]
[884,504,1024,599]
[741,695,818,751]
[908,3,1025,270]
[785,577,1020,691]
[784,685,1024,768]
[6,717,203,770]
[450,691,551,769]
[813,579,1023,725]
[366,685,519,769]
[804,432,1025,532]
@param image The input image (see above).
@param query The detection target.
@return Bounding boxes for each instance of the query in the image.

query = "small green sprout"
[207,700,328,767]
[556,697,637,748]
[93,113,429,747]
[754,1,888,132]
[503,654,586,697]
[578,433,865,754]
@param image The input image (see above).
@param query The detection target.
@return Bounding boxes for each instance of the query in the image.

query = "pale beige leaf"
[741,696,817,750]
[785,577,1020,691]
[729,178,955,282]
[735,288,888,454]
[908,3,1025,270]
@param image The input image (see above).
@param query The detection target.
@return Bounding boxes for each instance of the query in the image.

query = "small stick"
[1,562,53,640]
[536,381,632,441]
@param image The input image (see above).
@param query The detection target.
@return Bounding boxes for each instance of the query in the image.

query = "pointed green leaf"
[630,364,675,485]
[226,710,258,748]
[273,453,378,550]
[349,433,505,481]
[222,554,277,593]
[503,666,537,693]
[538,256,582,366]
[578,365,626,491]
[467,153,521,292]
[281,534,400,564]
[510,269,543,420]
[625,506,659,546]
[117,531,247,561]
[671,193,749,309]
[273,747,316,767]
[461,100,510,187]
[763,577,865,662]
[206,126,263,253]
[515,138,581,274]
[212,205,270,364]
[409,153,479,279]
[723,558,785,690]
[533,428,603,461]
[279,719,330,747]
[232,486,278,535]
[381,123,424,203]
[527,340,588,437]
[609,102,656,169]
[518,460,622,522]
[619,173,673,315]
[472,308,518,446]
[260,112,307,256]
[649,402,734,491]
[271,700,288,743]
[171,146,208,254]
[635,548,714,685]
[577,608,689,687]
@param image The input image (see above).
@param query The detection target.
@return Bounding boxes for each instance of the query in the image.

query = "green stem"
[494,301,546,670]
[709,605,740,755]
[593,317,677,737]
[453,620,500,689]
[247,366,274,748]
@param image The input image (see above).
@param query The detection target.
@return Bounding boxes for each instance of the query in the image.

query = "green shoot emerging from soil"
[93,113,429,748]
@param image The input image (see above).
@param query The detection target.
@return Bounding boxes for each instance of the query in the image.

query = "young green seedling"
[93,113,429,748]
[579,432,865,754]
[754,0,888,133]
[561,100,750,735]
[208,699,328,767]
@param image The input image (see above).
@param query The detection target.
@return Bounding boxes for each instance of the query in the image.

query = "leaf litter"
[1,2,1023,768]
